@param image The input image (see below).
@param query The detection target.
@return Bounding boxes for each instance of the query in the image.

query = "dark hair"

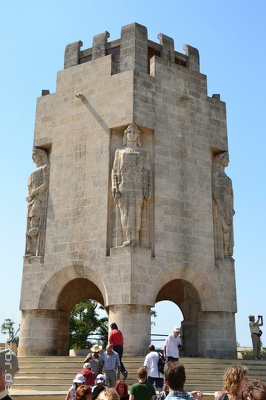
[245,380,266,400]
[110,323,118,330]
[164,362,186,390]
[75,385,92,400]
[148,344,155,351]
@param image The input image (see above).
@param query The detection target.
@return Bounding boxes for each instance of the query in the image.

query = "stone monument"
[18,22,237,358]
[111,123,152,247]
[25,147,49,257]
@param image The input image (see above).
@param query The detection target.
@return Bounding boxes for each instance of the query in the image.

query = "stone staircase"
[9,356,266,400]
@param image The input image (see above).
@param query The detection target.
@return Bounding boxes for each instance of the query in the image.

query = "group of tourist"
[65,323,128,400]
[64,323,266,400]
[1,318,266,400]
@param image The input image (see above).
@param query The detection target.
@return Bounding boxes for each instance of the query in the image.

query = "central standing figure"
[112,123,151,246]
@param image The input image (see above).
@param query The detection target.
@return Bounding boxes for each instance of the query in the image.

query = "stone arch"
[155,279,200,356]
[57,278,105,314]
[152,262,222,311]
[152,263,226,357]
[37,264,107,309]
[35,265,108,355]
[56,277,106,355]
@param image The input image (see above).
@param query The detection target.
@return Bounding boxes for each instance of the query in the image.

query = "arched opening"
[153,278,201,357]
[151,300,183,350]
[56,278,108,355]
[68,299,109,352]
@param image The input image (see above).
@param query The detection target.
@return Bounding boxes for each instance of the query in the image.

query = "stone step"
[10,390,68,400]
[9,356,266,400]
[12,383,71,391]
[8,390,215,400]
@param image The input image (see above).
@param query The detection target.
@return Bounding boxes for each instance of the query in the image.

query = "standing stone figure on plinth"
[212,151,234,260]
[25,147,49,256]
[112,123,151,247]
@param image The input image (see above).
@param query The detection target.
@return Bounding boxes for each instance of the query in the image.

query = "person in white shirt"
[163,327,183,362]
[144,344,163,392]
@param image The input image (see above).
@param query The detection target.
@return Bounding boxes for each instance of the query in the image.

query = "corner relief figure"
[111,123,152,247]
[25,147,49,257]
[212,151,234,260]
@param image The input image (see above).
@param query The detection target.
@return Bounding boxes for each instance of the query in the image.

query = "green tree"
[69,300,108,350]
[151,308,157,325]
[1,319,20,345]
[69,300,158,350]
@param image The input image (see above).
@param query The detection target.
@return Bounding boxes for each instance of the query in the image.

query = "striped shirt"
[102,350,120,371]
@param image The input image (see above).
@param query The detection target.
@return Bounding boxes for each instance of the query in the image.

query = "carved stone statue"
[212,151,234,260]
[25,147,49,256]
[112,123,151,246]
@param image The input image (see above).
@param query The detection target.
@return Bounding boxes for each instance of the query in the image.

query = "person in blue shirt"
[102,344,121,388]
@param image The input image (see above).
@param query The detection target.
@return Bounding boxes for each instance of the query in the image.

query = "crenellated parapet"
[64,22,200,74]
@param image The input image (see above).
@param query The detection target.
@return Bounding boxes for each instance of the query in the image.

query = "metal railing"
[70,333,170,350]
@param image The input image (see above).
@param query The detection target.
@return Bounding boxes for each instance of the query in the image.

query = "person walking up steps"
[144,344,164,393]
[109,323,128,379]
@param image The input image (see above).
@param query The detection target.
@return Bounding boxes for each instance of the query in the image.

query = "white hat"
[90,344,102,352]
[173,327,180,332]
[96,374,105,383]
[73,374,85,383]
[83,362,91,368]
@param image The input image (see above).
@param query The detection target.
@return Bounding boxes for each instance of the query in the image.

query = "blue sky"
[0,1,265,348]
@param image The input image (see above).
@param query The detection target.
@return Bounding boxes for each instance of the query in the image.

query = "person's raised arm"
[65,389,71,400]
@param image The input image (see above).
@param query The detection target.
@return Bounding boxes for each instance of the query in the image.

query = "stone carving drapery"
[25,147,49,256]
[212,151,234,260]
[111,123,151,247]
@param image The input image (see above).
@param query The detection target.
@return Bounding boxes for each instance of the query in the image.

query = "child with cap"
[0,347,19,400]
[92,374,106,400]
[65,373,85,400]
[80,364,96,386]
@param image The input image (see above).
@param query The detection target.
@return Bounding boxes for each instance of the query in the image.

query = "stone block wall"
[19,22,237,358]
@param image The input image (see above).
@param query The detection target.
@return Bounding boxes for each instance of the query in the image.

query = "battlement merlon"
[63,22,200,73]
[64,40,83,69]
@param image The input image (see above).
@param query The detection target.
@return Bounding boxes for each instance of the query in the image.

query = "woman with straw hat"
[84,345,104,376]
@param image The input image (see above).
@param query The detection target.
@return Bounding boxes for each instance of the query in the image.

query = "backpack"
[157,352,166,374]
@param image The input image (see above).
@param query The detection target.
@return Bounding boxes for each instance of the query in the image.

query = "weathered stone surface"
[25,147,49,257]
[111,123,152,247]
[19,22,236,358]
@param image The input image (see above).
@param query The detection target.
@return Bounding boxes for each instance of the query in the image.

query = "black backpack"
[157,352,166,374]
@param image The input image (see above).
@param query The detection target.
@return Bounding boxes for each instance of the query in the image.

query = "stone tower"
[18,22,237,358]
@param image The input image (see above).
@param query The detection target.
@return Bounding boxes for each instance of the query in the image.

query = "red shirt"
[79,370,96,385]
[109,329,124,346]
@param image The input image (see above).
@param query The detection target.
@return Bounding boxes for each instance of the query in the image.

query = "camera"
[258,315,263,318]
